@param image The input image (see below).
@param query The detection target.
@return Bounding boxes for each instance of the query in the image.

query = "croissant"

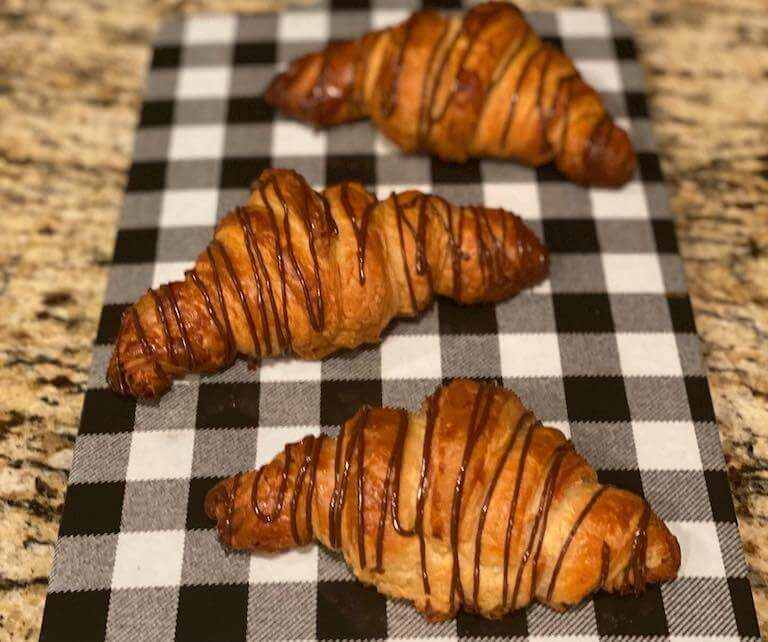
[107,169,547,398]
[206,379,680,620]
[265,2,635,187]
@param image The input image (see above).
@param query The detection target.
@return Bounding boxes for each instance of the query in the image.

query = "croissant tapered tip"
[645,511,682,585]
[205,479,229,523]
[586,123,637,187]
[514,215,550,288]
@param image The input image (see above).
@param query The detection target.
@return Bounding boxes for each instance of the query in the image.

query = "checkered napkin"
[39,2,761,641]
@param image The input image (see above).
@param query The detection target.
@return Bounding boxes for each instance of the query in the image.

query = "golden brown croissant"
[265,2,635,187]
[206,379,680,621]
[107,169,547,398]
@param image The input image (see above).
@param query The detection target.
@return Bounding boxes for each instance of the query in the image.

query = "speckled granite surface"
[0,0,765,640]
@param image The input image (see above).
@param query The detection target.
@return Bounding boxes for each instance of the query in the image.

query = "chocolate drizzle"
[339,182,376,284]
[219,383,652,617]
[448,384,496,612]
[472,410,533,606]
[381,15,415,117]
[546,486,608,602]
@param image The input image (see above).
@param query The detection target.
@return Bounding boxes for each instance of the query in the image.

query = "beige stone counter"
[0,0,765,639]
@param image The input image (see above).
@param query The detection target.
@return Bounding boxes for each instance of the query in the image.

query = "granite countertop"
[1,0,766,639]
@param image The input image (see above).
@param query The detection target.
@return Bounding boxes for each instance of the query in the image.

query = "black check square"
[543,219,600,253]
[564,376,630,422]
[438,299,498,334]
[80,388,136,434]
[316,581,387,640]
[59,482,125,536]
[326,154,376,187]
[126,161,167,191]
[186,476,227,530]
[553,293,615,333]
[457,609,527,638]
[431,157,482,184]
[112,228,159,264]
[40,6,758,642]
[95,303,129,344]
[139,100,175,127]
[594,585,668,636]
[321,379,382,427]
[233,41,277,64]
[176,584,249,642]
[196,383,261,428]
[39,590,110,642]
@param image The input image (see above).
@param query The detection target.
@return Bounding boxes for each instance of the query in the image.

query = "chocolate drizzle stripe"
[164,283,195,369]
[392,192,418,314]
[509,443,571,607]
[188,268,230,360]
[225,472,242,551]
[535,47,554,153]
[381,15,414,118]
[501,419,538,607]
[472,410,532,606]
[357,414,368,568]
[214,240,262,360]
[627,502,651,595]
[251,443,292,523]
[148,288,174,365]
[546,486,608,602]
[339,182,376,285]
[500,41,546,146]
[129,305,170,387]
[257,180,292,352]
[448,384,495,612]
[205,246,236,360]
[236,207,274,357]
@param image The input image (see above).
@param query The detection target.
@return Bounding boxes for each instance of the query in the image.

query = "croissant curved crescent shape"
[206,380,680,621]
[107,169,548,398]
[264,2,636,186]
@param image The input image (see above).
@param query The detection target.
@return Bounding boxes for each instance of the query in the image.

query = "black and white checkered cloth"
[40,2,761,641]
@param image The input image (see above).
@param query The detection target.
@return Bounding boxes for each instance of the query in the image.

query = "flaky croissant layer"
[206,380,680,621]
[265,2,636,186]
[107,169,547,398]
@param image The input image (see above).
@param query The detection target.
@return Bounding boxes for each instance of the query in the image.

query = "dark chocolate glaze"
[472,410,533,606]
[381,14,415,118]
[165,283,195,369]
[546,485,608,602]
[499,43,546,146]
[149,288,174,366]
[627,502,651,594]
[448,384,496,612]
[339,182,377,285]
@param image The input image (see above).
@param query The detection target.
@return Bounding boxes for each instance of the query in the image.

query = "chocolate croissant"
[206,379,680,620]
[265,2,635,187]
[107,169,547,398]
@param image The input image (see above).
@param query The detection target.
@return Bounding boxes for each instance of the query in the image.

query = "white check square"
[278,11,329,42]
[633,421,702,470]
[152,261,194,289]
[668,521,726,577]
[272,120,327,157]
[371,9,411,30]
[499,333,562,377]
[483,182,540,220]
[590,181,649,219]
[557,9,610,37]
[168,125,225,160]
[126,430,195,480]
[160,189,219,227]
[374,133,401,156]
[255,426,320,468]
[575,60,623,92]
[617,333,682,376]
[184,15,237,44]
[249,546,318,583]
[259,358,322,382]
[176,67,231,99]
[381,335,442,380]
[602,254,664,293]
[112,531,185,588]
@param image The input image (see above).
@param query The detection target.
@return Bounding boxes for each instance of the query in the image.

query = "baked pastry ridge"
[107,169,548,398]
[265,2,636,186]
[206,380,681,620]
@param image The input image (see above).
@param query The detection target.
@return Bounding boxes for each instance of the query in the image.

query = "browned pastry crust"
[107,169,548,398]
[206,380,680,620]
[265,2,636,187]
